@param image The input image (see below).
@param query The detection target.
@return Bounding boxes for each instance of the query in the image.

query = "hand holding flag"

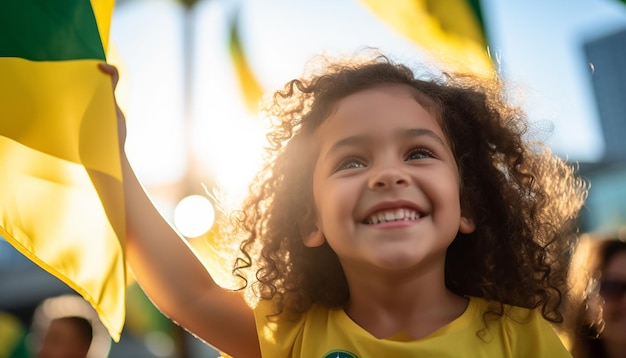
[0,0,126,341]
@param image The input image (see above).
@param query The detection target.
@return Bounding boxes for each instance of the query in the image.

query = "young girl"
[100,52,587,357]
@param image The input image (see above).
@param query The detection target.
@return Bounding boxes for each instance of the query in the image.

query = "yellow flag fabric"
[359,0,494,77]
[0,0,125,341]
[228,11,264,114]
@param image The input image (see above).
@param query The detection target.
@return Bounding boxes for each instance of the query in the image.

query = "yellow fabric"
[254,296,572,357]
[0,58,125,341]
[0,58,122,177]
[228,17,264,114]
[359,0,494,77]
[90,0,115,53]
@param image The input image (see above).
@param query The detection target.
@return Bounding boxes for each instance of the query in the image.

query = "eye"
[334,157,367,172]
[405,147,436,161]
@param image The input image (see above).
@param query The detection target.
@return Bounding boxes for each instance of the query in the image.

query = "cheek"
[312,162,322,200]
[602,300,623,317]
[429,172,462,210]
[312,180,337,228]
[312,166,329,227]
[312,177,356,232]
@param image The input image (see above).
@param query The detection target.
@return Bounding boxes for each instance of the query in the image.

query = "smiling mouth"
[365,208,421,224]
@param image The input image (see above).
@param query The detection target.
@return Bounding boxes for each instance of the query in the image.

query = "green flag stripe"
[0,0,105,61]
[467,0,486,36]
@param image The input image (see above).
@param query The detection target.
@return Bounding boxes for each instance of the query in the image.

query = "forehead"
[314,84,445,143]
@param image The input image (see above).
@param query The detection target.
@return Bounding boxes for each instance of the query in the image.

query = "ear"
[458,192,475,234]
[459,214,475,234]
[303,227,326,247]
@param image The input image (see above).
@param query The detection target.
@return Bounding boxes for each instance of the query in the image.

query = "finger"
[97,63,127,143]
[97,62,120,89]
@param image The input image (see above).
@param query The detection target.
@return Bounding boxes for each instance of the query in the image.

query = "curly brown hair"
[230,52,588,324]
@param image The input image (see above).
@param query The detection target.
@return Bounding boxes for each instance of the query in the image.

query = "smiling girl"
[101,52,587,357]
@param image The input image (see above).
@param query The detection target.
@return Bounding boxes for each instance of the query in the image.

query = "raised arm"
[99,63,261,358]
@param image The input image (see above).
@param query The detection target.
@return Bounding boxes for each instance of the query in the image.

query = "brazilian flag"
[227,0,495,119]
[0,0,125,341]
[359,0,493,76]
[228,10,264,114]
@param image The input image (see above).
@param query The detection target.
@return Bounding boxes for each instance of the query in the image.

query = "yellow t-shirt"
[253,296,571,358]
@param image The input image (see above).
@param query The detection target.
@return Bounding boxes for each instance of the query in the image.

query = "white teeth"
[395,208,405,219]
[366,208,419,224]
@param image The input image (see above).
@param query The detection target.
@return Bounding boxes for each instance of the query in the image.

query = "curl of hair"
[231,53,588,324]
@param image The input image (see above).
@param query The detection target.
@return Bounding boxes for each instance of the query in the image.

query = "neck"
[342,265,467,340]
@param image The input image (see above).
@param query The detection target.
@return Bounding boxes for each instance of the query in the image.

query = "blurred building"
[584,27,626,163]
[579,26,626,233]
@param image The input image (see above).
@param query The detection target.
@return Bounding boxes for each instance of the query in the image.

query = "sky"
[482,0,626,162]
[235,0,626,162]
[109,0,626,230]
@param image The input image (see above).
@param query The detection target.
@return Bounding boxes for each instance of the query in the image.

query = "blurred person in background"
[566,231,626,358]
[28,294,110,358]
[37,316,93,358]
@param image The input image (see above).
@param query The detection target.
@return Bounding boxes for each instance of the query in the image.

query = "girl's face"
[307,84,475,277]
[600,251,626,343]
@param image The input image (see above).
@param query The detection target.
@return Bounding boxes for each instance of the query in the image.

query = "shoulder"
[470,297,571,357]
[253,298,332,334]
[253,299,337,357]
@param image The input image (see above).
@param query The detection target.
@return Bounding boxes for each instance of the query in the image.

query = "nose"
[368,162,410,190]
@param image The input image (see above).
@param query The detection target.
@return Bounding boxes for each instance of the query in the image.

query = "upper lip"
[361,200,425,222]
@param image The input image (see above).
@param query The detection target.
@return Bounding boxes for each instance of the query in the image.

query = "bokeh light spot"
[173,195,215,238]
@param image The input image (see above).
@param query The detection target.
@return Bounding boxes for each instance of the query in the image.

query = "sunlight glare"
[205,117,266,209]
[173,195,215,238]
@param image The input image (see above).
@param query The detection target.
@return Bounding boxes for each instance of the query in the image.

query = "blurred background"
[1,0,626,356]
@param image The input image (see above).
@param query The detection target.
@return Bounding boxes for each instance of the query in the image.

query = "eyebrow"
[325,128,445,159]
